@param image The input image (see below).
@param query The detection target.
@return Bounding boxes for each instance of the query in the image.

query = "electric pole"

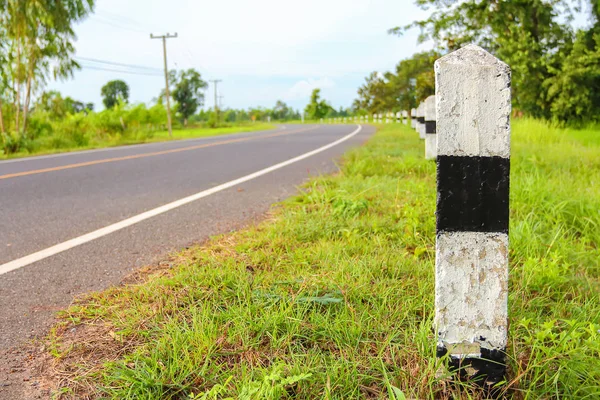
[150,32,177,138]
[210,79,222,125]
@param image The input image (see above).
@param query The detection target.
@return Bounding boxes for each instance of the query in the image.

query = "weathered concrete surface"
[411,108,416,128]
[435,231,509,353]
[435,44,511,158]
[424,95,436,160]
[434,44,511,376]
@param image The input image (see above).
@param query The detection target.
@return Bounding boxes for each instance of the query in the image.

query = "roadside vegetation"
[48,120,600,399]
[0,93,276,159]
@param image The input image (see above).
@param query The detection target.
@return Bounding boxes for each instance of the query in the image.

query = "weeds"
[48,119,600,399]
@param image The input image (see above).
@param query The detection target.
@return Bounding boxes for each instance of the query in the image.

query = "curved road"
[0,123,373,395]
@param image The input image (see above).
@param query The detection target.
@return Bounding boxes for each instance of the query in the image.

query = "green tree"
[0,0,95,137]
[169,69,208,125]
[272,100,291,120]
[304,89,332,120]
[101,80,129,109]
[390,0,575,118]
[544,3,600,124]
[354,51,438,114]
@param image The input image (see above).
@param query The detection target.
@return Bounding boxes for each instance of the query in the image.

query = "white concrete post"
[402,110,408,125]
[411,108,416,129]
[434,44,511,387]
[416,104,425,139]
[424,96,436,160]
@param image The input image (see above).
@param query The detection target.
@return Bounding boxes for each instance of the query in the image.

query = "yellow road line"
[0,126,318,181]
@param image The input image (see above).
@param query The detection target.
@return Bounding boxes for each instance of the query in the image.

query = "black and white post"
[402,110,408,125]
[417,103,425,139]
[434,44,511,387]
[411,108,416,129]
[424,95,436,160]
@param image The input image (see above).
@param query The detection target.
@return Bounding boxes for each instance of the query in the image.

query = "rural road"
[0,123,374,396]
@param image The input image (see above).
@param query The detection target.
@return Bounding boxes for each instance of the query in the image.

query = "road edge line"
[0,125,363,275]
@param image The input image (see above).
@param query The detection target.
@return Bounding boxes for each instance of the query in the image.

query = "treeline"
[0,79,313,155]
[304,89,356,120]
[355,0,600,125]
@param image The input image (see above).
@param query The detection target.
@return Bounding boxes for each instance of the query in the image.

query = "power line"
[95,10,154,30]
[88,16,147,34]
[75,56,162,73]
[78,64,163,76]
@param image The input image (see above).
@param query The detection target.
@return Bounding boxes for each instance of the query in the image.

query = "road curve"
[0,124,373,360]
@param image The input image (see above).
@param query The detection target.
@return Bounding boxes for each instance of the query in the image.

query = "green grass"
[49,119,600,399]
[0,123,275,160]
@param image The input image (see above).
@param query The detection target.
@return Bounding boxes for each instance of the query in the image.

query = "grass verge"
[47,119,600,399]
[0,123,275,160]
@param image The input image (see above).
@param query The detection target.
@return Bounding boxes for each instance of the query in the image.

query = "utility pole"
[210,79,222,125]
[150,32,177,138]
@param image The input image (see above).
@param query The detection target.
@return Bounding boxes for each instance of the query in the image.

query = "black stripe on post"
[425,121,436,134]
[436,155,510,233]
[417,117,425,123]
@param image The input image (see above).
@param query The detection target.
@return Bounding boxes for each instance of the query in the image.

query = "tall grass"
[1,103,275,159]
[49,119,600,399]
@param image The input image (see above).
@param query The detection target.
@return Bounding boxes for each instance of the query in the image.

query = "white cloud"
[52,0,434,109]
[285,78,336,100]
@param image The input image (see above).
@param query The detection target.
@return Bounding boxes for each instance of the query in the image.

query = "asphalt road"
[0,123,373,395]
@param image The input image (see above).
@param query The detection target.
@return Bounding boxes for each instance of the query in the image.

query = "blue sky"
[50,0,434,111]
[50,0,591,112]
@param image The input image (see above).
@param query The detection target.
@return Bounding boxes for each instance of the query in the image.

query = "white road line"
[0,125,363,276]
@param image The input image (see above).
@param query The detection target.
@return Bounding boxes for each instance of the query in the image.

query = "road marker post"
[411,108,416,129]
[417,104,425,139]
[434,44,511,389]
[402,110,408,125]
[424,95,436,160]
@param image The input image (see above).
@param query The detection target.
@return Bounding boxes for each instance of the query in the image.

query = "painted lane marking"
[0,126,317,180]
[0,125,362,275]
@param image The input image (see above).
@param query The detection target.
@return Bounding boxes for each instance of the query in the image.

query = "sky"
[50,0,592,112]
[50,0,434,111]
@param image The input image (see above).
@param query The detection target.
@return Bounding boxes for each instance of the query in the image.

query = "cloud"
[285,78,336,101]
[52,0,435,109]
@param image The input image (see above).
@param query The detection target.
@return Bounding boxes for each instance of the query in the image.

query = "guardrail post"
[424,96,436,160]
[434,44,511,389]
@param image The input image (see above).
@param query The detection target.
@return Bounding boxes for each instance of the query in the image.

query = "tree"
[544,3,600,124]
[101,80,129,109]
[36,90,93,118]
[272,100,291,120]
[353,51,438,114]
[390,0,575,119]
[0,0,95,138]
[169,69,208,125]
[304,89,332,120]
